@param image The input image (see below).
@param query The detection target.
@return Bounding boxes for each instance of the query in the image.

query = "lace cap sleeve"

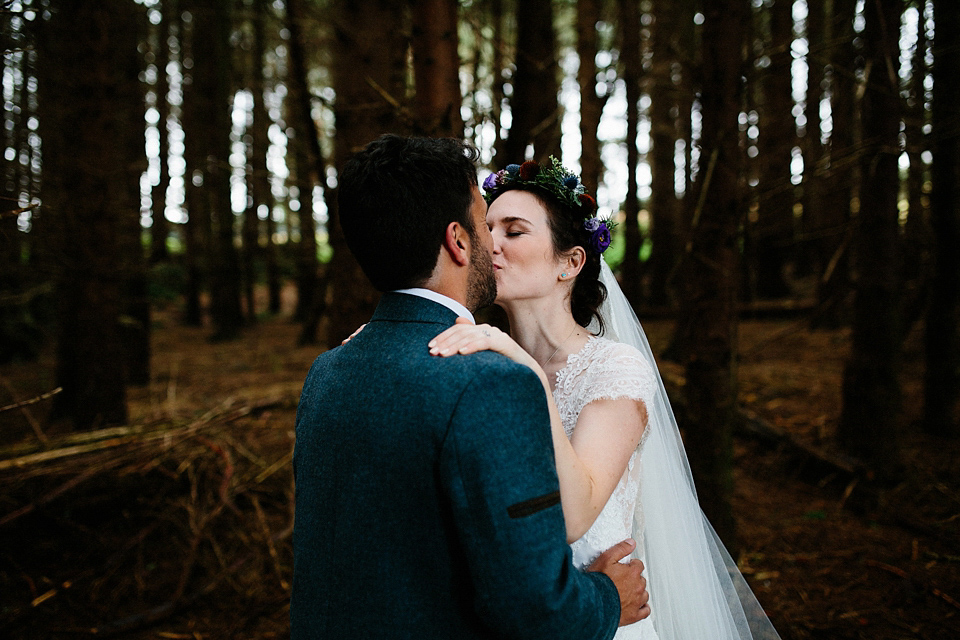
[578,339,657,413]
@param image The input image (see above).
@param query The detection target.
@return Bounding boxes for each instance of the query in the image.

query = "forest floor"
[0,286,958,640]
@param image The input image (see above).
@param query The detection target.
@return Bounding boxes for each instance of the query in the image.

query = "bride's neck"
[501,297,587,369]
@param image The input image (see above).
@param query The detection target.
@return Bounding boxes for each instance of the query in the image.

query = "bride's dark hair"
[491,184,607,332]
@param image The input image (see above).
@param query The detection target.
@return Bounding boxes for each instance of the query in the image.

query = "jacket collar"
[370,291,461,326]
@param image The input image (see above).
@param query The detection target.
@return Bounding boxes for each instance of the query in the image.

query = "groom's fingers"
[590,538,636,567]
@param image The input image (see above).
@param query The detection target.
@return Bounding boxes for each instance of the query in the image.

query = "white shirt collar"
[392,288,475,324]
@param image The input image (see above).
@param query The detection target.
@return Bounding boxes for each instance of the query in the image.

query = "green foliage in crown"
[482,157,615,254]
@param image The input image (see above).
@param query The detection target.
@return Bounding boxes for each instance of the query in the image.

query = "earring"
[561,273,567,279]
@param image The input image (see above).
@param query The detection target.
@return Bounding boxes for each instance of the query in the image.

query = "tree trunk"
[286,0,321,324]
[121,17,150,386]
[838,0,903,472]
[150,0,173,264]
[800,0,826,279]
[502,0,560,163]
[648,0,679,308]
[324,0,407,344]
[37,0,144,428]
[753,0,795,299]
[923,0,960,438]
[674,0,747,552]
[250,0,280,317]
[813,0,857,328]
[411,0,462,138]
[901,5,932,337]
[618,0,644,307]
[576,0,603,191]
[181,6,207,328]
[193,1,243,341]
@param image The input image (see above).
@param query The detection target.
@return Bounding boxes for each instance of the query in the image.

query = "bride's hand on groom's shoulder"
[587,538,651,627]
[429,318,529,365]
[341,324,367,345]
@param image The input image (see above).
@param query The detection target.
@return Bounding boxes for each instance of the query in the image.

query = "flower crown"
[482,157,616,254]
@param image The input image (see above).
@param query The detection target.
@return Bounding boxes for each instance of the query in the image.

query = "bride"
[427,159,781,640]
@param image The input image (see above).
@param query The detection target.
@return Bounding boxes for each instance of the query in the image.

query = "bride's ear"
[560,247,586,281]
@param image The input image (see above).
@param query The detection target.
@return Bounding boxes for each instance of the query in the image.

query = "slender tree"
[674,0,748,550]
[181,5,207,327]
[576,0,604,191]
[250,0,281,316]
[838,0,903,472]
[923,0,960,438]
[411,0,463,138]
[814,0,858,328]
[36,0,145,428]
[286,0,320,323]
[753,0,796,299]
[618,0,644,306]
[324,0,407,344]
[121,15,150,386]
[502,0,560,163]
[648,0,680,307]
[150,0,173,264]
[195,1,244,340]
[801,0,827,278]
[901,2,931,335]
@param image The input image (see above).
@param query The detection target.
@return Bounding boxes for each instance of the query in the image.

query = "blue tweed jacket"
[291,292,620,639]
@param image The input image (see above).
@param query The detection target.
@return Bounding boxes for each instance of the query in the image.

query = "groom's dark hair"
[338,134,481,292]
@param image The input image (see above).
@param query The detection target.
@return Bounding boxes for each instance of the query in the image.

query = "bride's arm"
[430,321,647,542]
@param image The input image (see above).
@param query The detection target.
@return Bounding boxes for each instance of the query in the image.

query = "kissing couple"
[291,135,781,640]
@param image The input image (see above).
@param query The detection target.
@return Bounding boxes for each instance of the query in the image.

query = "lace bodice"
[553,336,657,570]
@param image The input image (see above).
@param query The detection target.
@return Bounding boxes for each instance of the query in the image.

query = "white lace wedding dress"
[554,335,660,640]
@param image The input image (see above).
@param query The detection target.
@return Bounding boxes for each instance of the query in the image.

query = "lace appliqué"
[553,336,657,569]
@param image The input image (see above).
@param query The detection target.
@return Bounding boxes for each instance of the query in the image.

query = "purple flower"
[482,172,499,192]
[590,223,611,253]
[583,217,600,232]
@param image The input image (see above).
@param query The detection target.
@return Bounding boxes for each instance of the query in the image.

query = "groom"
[291,135,650,638]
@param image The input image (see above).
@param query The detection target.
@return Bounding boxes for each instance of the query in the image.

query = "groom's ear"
[442,221,471,267]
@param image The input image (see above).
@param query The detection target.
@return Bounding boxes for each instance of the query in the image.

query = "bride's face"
[487,190,565,304]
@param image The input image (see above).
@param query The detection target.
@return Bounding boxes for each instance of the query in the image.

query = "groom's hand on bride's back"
[587,538,650,627]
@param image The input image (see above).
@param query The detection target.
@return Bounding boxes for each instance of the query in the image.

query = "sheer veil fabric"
[589,258,781,640]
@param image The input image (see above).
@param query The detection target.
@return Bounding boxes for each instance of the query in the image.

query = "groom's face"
[466,186,497,311]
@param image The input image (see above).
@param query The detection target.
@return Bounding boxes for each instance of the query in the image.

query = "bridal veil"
[592,258,781,640]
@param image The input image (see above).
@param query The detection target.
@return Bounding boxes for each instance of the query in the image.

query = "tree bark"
[674,0,748,552]
[181,5,207,328]
[285,0,320,323]
[901,4,932,337]
[923,0,960,438]
[576,0,603,191]
[150,0,173,264]
[800,0,826,278]
[648,0,679,308]
[192,1,243,341]
[813,0,858,328]
[502,0,560,163]
[618,0,644,307]
[250,0,280,317]
[838,0,903,472]
[411,0,462,138]
[753,0,796,299]
[37,0,145,428]
[324,0,407,344]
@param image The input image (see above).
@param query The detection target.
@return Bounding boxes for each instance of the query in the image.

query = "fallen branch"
[864,558,960,611]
